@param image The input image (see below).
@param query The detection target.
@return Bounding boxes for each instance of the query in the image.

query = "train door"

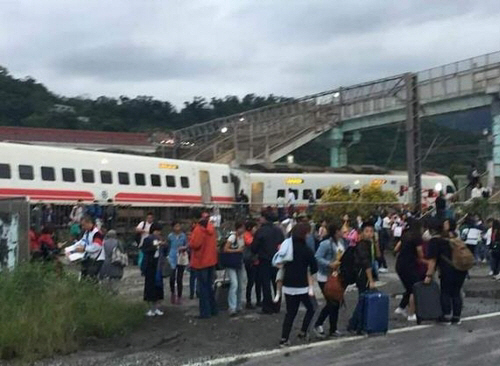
[251,182,264,211]
[199,170,212,204]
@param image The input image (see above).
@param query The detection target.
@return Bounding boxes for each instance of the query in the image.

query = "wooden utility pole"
[405,73,422,214]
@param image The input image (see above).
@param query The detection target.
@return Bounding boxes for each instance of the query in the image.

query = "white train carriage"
[0,142,236,206]
[248,172,455,207]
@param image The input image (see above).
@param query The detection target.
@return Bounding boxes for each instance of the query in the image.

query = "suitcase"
[214,277,230,311]
[363,291,389,334]
[413,281,442,324]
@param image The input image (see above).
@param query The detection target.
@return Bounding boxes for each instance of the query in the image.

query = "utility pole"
[405,73,422,214]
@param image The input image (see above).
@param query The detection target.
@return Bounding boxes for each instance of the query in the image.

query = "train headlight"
[435,183,443,192]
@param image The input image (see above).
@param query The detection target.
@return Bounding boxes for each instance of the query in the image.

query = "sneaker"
[495,274,500,281]
[379,268,389,273]
[407,314,417,322]
[394,307,408,317]
[489,271,494,276]
[313,325,325,338]
[329,330,342,337]
[437,316,451,325]
[146,310,156,317]
[171,294,177,304]
[154,309,164,316]
[229,310,238,317]
[176,297,182,305]
[297,331,309,341]
[245,303,255,310]
[451,317,462,325]
[279,339,291,348]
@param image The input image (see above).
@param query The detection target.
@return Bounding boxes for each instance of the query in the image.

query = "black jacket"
[251,222,285,262]
[283,238,318,288]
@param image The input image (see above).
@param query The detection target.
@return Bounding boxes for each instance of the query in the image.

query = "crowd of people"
[26,191,495,348]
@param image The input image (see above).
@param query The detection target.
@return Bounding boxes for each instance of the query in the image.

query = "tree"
[313,183,398,223]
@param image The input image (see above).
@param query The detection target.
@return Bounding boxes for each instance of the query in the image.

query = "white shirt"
[283,286,309,295]
[485,228,492,246]
[277,196,285,208]
[382,217,391,229]
[462,227,481,246]
[471,187,483,199]
[210,214,221,228]
[227,233,244,250]
[287,192,296,205]
[137,221,152,247]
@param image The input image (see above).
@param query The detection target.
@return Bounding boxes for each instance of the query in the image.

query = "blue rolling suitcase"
[363,291,389,334]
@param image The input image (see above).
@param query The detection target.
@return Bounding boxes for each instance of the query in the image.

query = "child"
[272,237,315,303]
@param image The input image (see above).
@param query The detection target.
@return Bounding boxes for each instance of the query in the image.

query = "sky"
[1,0,500,108]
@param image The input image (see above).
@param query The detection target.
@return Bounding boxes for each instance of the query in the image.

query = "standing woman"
[142,223,166,317]
[394,219,426,322]
[425,219,467,324]
[244,221,261,309]
[314,223,345,337]
[318,221,328,242]
[168,221,188,305]
[280,222,318,347]
[224,222,246,316]
[99,230,124,294]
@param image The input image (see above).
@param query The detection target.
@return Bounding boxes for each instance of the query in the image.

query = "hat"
[106,230,117,238]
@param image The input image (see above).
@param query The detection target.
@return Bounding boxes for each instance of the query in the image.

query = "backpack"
[338,246,358,287]
[111,244,129,267]
[444,238,475,272]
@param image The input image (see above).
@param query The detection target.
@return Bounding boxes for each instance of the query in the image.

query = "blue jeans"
[227,266,244,312]
[196,267,218,318]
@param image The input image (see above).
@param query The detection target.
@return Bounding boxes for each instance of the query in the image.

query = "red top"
[29,230,39,252]
[189,222,217,269]
[38,233,55,250]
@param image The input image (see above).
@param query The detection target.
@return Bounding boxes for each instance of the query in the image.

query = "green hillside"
[0,66,489,176]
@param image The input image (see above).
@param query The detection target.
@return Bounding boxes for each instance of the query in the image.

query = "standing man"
[189,211,218,319]
[136,212,154,247]
[252,212,285,314]
[70,200,85,224]
[347,221,377,334]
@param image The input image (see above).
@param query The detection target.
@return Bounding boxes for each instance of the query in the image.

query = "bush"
[0,263,143,361]
[314,183,399,222]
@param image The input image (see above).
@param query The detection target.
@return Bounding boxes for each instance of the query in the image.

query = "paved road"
[189,313,500,366]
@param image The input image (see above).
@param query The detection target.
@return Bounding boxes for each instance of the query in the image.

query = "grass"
[0,263,144,362]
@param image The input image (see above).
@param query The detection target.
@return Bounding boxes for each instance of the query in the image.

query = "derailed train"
[0,142,455,211]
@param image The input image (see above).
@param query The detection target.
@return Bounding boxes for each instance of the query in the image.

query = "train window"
[277,189,285,198]
[118,172,130,185]
[166,175,176,187]
[100,170,112,184]
[222,175,229,184]
[446,185,455,194]
[62,168,75,182]
[290,189,298,200]
[135,173,146,186]
[303,189,313,200]
[41,166,55,181]
[316,189,323,200]
[0,164,11,179]
[181,176,190,188]
[82,169,95,183]
[19,165,34,180]
[151,174,161,187]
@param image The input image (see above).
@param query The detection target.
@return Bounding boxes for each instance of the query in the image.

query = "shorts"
[276,267,285,281]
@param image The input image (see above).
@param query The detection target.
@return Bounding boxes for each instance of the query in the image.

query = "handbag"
[177,251,189,266]
[218,252,243,269]
[161,257,173,278]
[323,272,345,303]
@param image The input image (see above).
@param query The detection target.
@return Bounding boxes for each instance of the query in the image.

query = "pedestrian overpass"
[165,51,500,175]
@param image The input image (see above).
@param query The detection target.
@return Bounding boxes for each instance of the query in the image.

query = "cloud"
[0,0,499,106]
